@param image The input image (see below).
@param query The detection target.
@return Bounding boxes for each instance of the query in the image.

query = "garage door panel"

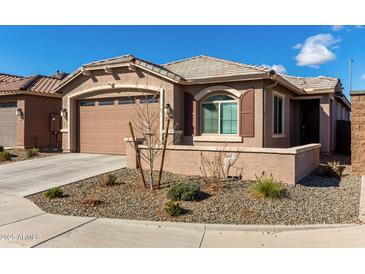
[0,102,17,147]
[78,98,159,155]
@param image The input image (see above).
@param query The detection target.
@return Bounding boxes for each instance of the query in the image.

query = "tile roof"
[163,55,269,80]
[0,73,24,83]
[280,74,339,92]
[54,54,342,95]
[0,73,64,96]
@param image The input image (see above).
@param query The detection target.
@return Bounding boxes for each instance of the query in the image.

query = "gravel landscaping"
[0,148,60,165]
[27,169,361,225]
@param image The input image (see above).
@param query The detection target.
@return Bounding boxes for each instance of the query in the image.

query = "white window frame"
[272,91,285,138]
[200,94,239,136]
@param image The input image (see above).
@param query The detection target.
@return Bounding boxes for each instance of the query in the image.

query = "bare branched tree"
[200,144,241,187]
[128,80,179,190]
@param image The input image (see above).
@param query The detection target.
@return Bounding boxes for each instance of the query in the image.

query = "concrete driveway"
[0,153,125,196]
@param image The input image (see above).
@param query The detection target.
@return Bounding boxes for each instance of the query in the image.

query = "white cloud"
[292,43,302,49]
[294,33,341,68]
[331,25,345,31]
[361,74,365,80]
[261,64,287,74]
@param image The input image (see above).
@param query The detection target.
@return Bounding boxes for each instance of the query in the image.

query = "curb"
[359,176,365,222]
[95,217,360,233]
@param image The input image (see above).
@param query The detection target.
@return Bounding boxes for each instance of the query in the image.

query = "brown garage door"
[0,102,17,147]
[77,96,160,155]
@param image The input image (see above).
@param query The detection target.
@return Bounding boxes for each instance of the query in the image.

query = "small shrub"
[0,145,4,152]
[167,182,201,201]
[251,173,284,199]
[44,187,64,199]
[327,161,342,178]
[164,201,184,216]
[314,161,342,178]
[100,174,118,186]
[83,197,103,206]
[0,151,11,162]
[26,148,39,158]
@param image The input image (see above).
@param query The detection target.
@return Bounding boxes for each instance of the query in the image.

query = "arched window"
[201,94,238,134]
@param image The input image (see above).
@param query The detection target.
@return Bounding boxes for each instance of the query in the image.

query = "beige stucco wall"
[264,83,294,148]
[126,143,320,184]
[319,94,331,153]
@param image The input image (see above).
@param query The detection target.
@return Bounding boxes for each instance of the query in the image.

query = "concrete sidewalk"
[1,192,364,248]
[0,153,125,196]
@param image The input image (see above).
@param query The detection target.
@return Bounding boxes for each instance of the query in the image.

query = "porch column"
[320,95,331,153]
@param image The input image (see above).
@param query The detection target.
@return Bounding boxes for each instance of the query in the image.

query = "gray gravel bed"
[27,169,361,225]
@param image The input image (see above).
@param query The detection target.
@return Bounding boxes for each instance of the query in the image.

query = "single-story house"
[54,54,350,155]
[0,72,65,149]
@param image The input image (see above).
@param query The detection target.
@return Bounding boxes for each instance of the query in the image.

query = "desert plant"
[44,187,64,199]
[327,161,342,178]
[167,181,201,201]
[0,151,11,161]
[26,148,39,158]
[200,145,241,185]
[164,201,184,216]
[251,172,284,199]
[314,161,342,178]
[83,197,103,206]
[100,174,118,186]
[0,145,4,152]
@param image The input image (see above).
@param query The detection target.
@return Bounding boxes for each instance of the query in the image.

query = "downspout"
[263,71,278,148]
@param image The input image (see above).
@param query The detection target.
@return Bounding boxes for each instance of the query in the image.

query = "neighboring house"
[55,55,351,155]
[0,72,65,149]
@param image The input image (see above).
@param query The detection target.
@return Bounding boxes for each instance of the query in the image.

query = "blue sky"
[0,25,364,97]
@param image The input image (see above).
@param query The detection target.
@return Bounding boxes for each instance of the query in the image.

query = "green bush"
[44,187,64,199]
[167,182,201,201]
[164,201,184,216]
[0,151,11,162]
[26,148,39,158]
[251,173,284,199]
[100,174,118,186]
[0,145,4,152]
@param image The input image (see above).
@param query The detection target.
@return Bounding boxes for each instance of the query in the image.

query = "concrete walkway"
[1,192,365,248]
[0,153,125,196]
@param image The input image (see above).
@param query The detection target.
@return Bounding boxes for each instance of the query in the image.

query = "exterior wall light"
[60,108,67,118]
[15,108,23,118]
[164,103,173,119]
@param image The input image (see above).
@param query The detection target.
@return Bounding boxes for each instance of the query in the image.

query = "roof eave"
[272,75,305,95]
[335,94,351,111]
[0,90,62,98]
[182,73,270,85]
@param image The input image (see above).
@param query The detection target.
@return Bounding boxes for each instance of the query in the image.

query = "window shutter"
[184,92,194,136]
[240,89,255,137]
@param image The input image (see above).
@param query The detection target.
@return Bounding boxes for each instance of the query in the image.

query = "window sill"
[272,134,286,139]
[193,135,243,143]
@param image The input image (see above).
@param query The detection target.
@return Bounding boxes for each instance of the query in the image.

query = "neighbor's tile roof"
[0,73,24,83]
[280,75,339,92]
[0,73,63,95]
[162,55,269,80]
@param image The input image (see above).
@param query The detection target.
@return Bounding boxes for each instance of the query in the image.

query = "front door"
[301,99,320,144]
